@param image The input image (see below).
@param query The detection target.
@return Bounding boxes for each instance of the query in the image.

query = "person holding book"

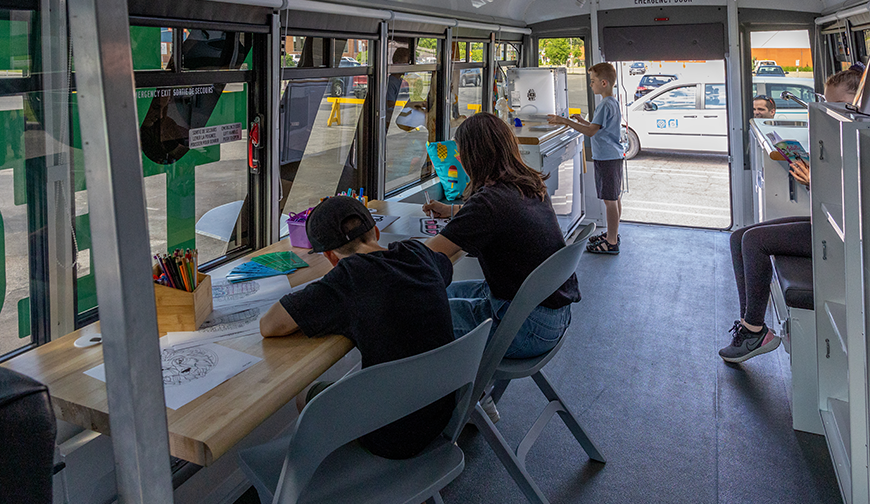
[258,196,457,459]
[719,68,860,363]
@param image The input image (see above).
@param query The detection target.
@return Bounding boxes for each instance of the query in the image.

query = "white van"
[624,76,814,159]
[753,59,777,72]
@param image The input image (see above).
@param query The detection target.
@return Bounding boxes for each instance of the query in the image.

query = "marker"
[423,191,432,218]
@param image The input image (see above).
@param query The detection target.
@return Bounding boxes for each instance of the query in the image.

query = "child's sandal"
[588,232,620,246]
[587,239,619,255]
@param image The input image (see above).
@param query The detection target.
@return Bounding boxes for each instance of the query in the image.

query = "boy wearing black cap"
[259,196,456,459]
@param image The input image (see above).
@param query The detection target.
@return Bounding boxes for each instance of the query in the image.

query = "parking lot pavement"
[621,150,731,229]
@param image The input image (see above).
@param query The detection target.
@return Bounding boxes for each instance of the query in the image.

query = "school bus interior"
[1,0,869,503]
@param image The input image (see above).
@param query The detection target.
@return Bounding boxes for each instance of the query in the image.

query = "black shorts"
[594,159,624,201]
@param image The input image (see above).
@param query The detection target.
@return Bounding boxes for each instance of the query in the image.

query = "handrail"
[781,91,809,109]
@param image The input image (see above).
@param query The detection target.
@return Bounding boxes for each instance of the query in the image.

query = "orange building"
[751,48,812,68]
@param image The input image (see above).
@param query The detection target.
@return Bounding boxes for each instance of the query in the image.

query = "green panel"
[0,19,30,74]
[130,26,162,71]
[77,273,97,313]
[69,94,87,191]
[17,298,29,339]
[1,105,27,205]
[75,213,91,252]
[165,158,197,252]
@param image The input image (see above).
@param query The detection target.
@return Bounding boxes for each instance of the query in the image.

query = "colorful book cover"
[773,140,808,164]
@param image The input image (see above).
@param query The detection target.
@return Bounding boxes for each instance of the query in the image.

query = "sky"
[750,30,812,49]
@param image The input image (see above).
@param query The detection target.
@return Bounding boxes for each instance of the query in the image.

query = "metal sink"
[763,120,808,127]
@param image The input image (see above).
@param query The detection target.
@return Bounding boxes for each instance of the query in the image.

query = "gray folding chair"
[463,222,605,504]
[237,319,492,504]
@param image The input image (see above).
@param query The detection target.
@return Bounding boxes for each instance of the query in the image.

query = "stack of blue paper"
[226,261,296,283]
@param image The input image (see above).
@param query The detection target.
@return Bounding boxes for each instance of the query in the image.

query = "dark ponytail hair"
[454,113,549,200]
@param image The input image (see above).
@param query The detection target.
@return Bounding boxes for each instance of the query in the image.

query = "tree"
[539,38,570,66]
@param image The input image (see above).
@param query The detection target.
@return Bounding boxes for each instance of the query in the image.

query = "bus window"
[384,36,440,194]
[279,37,368,221]
[450,39,487,137]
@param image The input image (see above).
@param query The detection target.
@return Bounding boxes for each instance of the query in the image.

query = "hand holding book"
[789,158,810,188]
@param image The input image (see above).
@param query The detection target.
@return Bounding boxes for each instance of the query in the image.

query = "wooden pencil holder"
[153,267,213,333]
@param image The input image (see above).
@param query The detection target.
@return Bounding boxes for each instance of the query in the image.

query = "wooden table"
[0,199,440,467]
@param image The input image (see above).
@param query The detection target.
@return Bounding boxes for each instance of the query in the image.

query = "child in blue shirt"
[549,62,623,254]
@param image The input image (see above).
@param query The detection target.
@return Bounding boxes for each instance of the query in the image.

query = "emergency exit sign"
[189,123,242,149]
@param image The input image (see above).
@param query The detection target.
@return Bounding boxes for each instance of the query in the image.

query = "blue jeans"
[447,280,572,359]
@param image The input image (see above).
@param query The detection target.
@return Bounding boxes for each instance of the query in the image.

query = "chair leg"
[424,492,444,504]
[471,404,550,504]
[489,379,510,404]
[530,370,606,463]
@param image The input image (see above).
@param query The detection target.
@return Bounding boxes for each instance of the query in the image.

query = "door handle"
[683,115,697,118]
[703,115,717,118]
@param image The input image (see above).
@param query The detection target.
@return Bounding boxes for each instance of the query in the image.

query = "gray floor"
[441,223,841,504]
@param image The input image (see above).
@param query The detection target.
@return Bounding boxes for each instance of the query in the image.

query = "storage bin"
[288,221,312,249]
[153,269,212,334]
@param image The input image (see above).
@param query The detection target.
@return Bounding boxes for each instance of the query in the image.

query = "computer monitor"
[506,67,568,118]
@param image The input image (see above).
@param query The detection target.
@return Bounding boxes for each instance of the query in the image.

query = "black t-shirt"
[280,240,455,459]
[439,182,580,308]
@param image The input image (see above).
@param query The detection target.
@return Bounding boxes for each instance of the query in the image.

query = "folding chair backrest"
[274,318,492,504]
[465,222,595,418]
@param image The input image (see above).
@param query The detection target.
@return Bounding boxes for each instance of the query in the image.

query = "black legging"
[730,216,811,326]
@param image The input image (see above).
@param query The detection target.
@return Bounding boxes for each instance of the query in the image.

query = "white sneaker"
[481,395,500,424]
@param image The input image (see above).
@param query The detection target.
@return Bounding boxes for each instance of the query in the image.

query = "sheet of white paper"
[169,278,319,350]
[211,275,291,309]
[84,343,261,410]
[371,214,400,230]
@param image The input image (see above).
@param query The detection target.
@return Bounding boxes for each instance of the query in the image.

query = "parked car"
[755,65,787,77]
[753,59,777,73]
[460,68,481,87]
[752,76,815,120]
[623,76,815,159]
[328,58,361,97]
[628,62,646,75]
[634,74,678,101]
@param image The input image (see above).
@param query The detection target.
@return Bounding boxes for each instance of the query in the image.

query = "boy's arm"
[260,301,300,337]
[547,114,601,137]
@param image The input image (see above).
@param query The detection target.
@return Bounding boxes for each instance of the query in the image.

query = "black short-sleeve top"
[439,182,580,308]
[279,240,455,459]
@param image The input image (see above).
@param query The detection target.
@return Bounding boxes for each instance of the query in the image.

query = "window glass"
[767,83,815,109]
[651,85,697,109]
[454,41,467,62]
[470,42,484,62]
[0,12,31,78]
[278,77,365,221]
[351,39,370,66]
[705,84,726,109]
[182,30,253,71]
[538,38,586,116]
[0,90,36,354]
[385,70,436,192]
[129,26,164,71]
[1,7,79,354]
[416,38,437,64]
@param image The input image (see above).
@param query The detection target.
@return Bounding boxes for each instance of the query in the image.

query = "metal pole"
[726,0,747,229]
[376,21,388,199]
[67,0,174,502]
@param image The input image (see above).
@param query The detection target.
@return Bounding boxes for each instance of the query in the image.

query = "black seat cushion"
[772,255,814,310]
[0,367,56,504]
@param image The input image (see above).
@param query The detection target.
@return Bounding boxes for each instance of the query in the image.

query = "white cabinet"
[515,124,586,236]
[809,102,870,504]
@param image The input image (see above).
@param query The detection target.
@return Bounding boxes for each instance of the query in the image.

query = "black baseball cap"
[306,196,376,253]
